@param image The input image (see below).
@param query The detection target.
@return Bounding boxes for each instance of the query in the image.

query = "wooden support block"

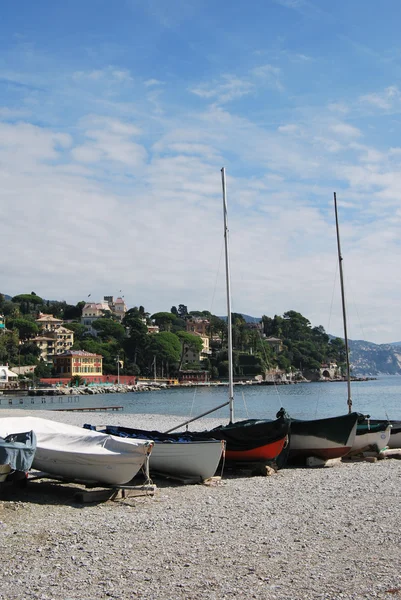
[379,449,401,460]
[74,489,117,503]
[114,485,156,499]
[251,463,277,476]
[203,476,222,486]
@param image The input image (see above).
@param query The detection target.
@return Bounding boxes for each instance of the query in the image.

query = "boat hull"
[99,425,225,482]
[288,413,359,462]
[149,440,225,481]
[370,420,401,449]
[351,421,392,453]
[0,417,152,486]
[186,415,291,466]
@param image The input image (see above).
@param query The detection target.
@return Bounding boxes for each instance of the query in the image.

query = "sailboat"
[163,168,291,467]
[332,192,391,454]
[287,193,363,464]
[288,193,391,461]
[92,169,289,475]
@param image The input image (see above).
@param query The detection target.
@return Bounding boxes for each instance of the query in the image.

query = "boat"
[352,416,392,453]
[0,430,37,485]
[369,419,401,449]
[288,413,359,463]
[165,168,291,468]
[0,417,153,486]
[85,425,226,483]
[287,193,369,464]
[330,192,391,454]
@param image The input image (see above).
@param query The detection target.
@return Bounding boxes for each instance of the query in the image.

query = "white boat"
[93,425,225,483]
[372,420,401,449]
[352,419,392,453]
[0,417,153,486]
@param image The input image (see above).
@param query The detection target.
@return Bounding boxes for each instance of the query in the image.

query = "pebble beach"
[1,408,401,600]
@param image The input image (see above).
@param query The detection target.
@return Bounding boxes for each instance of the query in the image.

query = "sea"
[1,375,400,421]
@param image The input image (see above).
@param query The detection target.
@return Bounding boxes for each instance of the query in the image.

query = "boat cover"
[0,431,36,472]
[85,424,218,444]
[0,417,153,485]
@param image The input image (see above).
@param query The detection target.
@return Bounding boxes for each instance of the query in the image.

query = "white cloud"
[3,57,401,344]
[72,67,133,84]
[329,122,362,139]
[190,74,254,104]
[144,79,164,87]
[251,64,284,91]
[328,102,349,114]
[71,116,146,168]
[359,86,401,110]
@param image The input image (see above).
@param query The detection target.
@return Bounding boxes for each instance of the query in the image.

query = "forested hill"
[349,340,401,376]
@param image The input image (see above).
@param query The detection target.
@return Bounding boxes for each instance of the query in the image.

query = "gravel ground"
[1,409,400,600]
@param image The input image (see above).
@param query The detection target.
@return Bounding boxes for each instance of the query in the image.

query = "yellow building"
[54,350,103,377]
[33,325,74,362]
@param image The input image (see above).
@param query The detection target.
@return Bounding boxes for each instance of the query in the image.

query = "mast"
[221,167,234,423]
[334,192,352,414]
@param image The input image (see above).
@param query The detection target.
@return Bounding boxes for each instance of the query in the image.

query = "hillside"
[349,340,401,376]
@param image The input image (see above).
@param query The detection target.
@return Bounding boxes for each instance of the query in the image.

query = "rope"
[241,389,250,418]
[218,441,226,479]
[187,387,197,423]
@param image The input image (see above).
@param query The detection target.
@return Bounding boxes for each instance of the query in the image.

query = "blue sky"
[1,0,401,343]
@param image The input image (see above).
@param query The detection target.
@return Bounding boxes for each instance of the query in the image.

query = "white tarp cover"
[0,417,153,485]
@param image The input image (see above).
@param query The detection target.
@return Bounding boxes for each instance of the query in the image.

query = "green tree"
[146,331,181,376]
[178,304,188,318]
[151,312,177,332]
[63,323,89,342]
[12,294,44,315]
[7,318,39,341]
[176,331,204,370]
[0,330,19,365]
[123,311,148,365]
[92,318,126,343]
[63,301,85,320]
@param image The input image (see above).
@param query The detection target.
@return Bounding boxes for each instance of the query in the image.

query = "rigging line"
[188,387,197,420]
[209,239,225,315]
[314,258,340,419]
[326,259,339,338]
[257,326,284,411]
[241,389,250,419]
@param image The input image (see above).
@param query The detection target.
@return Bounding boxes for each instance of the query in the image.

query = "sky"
[1,0,401,344]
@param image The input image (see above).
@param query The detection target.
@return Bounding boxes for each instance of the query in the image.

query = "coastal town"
[0,292,354,393]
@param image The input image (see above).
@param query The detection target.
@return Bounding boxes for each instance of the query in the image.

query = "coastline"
[1,408,401,599]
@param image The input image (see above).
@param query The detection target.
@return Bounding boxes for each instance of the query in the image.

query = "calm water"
[1,376,400,420]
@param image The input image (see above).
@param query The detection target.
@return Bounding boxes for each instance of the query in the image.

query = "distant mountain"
[240,314,261,323]
[389,342,401,347]
[219,314,261,323]
[348,339,401,376]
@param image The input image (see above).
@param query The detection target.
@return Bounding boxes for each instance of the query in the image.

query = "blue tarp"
[0,431,37,472]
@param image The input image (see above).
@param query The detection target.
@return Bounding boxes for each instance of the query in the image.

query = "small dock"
[54,406,124,412]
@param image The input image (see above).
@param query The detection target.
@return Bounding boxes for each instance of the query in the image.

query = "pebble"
[0,409,400,599]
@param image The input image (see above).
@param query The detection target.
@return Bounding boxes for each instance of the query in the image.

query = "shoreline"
[0,408,401,599]
[1,374,377,398]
